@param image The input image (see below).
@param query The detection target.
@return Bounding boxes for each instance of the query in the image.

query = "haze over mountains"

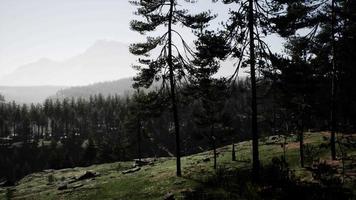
[0,40,137,86]
[0,78,135,104]
[0,40,236,104]
[0,40,139,103]
[0,85,66,104]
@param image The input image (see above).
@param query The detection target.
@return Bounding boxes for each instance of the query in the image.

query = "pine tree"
[192,78,229,169]
[217,0,284,180]
[129,0,215,176]
[330,0,337,161]
[271,36,317,167]
[189,28,230,169]
[272,0,354,161]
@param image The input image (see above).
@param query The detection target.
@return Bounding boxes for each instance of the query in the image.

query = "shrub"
[47,174,55,184]
[304,144,321,166]
[312,161,342,187]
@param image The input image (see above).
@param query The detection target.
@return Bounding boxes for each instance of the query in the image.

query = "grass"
[0,132,355,200]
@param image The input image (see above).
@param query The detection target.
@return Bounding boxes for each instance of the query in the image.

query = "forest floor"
[1,132,355,200]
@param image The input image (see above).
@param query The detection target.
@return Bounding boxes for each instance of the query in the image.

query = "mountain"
[0,40,137,86]
[0,86,66,104]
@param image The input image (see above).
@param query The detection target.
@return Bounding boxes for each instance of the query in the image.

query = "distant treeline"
[0,80,247,182]
[52,78,135,100]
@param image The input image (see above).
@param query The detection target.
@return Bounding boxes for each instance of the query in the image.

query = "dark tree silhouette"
[129,0,215,176]
[217,0,284,180]
[330,0,337,160]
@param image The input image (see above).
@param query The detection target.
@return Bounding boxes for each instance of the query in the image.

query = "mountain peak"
[0,40,136,86]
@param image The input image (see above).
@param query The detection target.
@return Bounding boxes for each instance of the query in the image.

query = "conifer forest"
[0,0,356,199]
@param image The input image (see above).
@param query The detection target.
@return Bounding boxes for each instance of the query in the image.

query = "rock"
[67,177,77,184]
[173,180,185,185]
[57,183,68,190]
[133,158,155,167]
[71,183,84,189]
[77,171,98,181]
[122,167,141,174]
[133,159,150,167]
[271,136,278,141]
[180,189,195,198]
[0,180,15,187]
[163,192,175,200]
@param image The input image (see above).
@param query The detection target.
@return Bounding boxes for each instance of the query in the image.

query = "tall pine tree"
[129,0,215,176]
[217,0,285,180]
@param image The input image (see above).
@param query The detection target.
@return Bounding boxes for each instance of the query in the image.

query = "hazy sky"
[0,0,135,76]
[0,0,282,84]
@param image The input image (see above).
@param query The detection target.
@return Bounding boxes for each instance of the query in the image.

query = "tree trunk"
[299,120,305,168]
[65,121,68,137]
[53,122,57,139]
[105,121,110,135]
[213,142,217,170]
[330,0,337,161]
[0,121,2,138]
[211,124,217,170]
[37,123,40,139]
[249,0,259,181]
[137,120,142,161]
[122,148,126,161]
[0,121,3,137]
[272,81,277,136]
[13,122,16,137]
[41,126,44,138]
[232,143,236,161]
[168,0,181,177]
[282,136,287,162]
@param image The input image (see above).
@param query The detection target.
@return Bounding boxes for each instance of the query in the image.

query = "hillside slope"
[53,78,134,100]
[52,77,162,100]
[1,133,355,200]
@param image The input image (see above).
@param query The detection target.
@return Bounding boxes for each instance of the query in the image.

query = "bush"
[5,188,13,200]
[304,144,321,166]
[47,174,55,184]
[311,161,342,187]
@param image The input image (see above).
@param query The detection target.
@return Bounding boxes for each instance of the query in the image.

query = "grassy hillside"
[1,132,355,200]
